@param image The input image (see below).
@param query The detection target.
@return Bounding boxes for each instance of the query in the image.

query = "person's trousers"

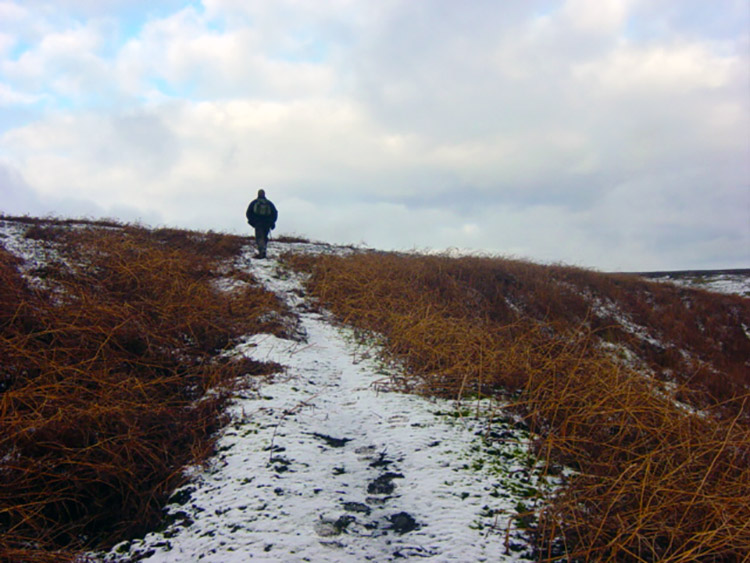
[254,226,270,257]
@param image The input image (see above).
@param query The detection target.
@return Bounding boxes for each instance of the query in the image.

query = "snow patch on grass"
[99,247,551,562]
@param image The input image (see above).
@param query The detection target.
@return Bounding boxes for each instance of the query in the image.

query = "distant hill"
[633,268,750,297]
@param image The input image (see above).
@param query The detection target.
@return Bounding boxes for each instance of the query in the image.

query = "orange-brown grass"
[1,221,285,562]
[286,251,750,562]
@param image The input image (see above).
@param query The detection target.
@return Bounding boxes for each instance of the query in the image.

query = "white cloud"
[0,1,747,270]
[1,21,115,103]
[114,5,337,101]
[0,1,30,34]
[573,42,739,93]
[0,33,15,58]
[562,0,634,33]
[0,82,42,105]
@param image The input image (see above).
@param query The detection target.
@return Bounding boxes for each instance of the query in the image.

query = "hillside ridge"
[1,216,748,562]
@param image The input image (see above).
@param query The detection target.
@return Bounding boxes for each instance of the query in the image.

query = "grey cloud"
[0,164,46,216]
[0,162,163,225]
[347,3,608,139]
[626,1,749,41]
[101,111,180,174]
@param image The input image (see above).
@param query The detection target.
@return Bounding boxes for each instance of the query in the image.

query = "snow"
[97,246,550,562]
[651,272,750,297]
[0,220,57,280]
[592,296,665,349]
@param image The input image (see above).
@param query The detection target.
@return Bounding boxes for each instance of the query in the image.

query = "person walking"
[246,189,278,259]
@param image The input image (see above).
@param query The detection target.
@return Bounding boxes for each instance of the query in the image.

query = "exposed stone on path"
[367,472,404,495]
[342,501,371,515]
[388,511,420,534]
[309,432,352,448]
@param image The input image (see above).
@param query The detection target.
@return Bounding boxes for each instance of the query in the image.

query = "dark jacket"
[246,197,278,229]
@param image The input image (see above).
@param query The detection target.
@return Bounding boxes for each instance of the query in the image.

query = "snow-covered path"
[103,247,545,562]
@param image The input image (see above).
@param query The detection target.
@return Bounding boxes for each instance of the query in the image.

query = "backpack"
[253,199,273,217]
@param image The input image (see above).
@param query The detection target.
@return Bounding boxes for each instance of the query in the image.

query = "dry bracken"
[0,220,285,562]
[286,250,750,562]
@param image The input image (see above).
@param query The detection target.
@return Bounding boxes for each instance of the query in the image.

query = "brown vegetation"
[0,219,285,562]
[286,251,750,562]
[3,215,747,561]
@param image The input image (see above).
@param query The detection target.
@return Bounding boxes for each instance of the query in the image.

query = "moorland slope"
[1,216,748,562]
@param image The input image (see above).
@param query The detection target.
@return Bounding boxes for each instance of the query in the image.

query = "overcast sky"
[1,0,748,271]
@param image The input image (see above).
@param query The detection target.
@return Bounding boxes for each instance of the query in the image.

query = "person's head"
[258,188,266,198]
